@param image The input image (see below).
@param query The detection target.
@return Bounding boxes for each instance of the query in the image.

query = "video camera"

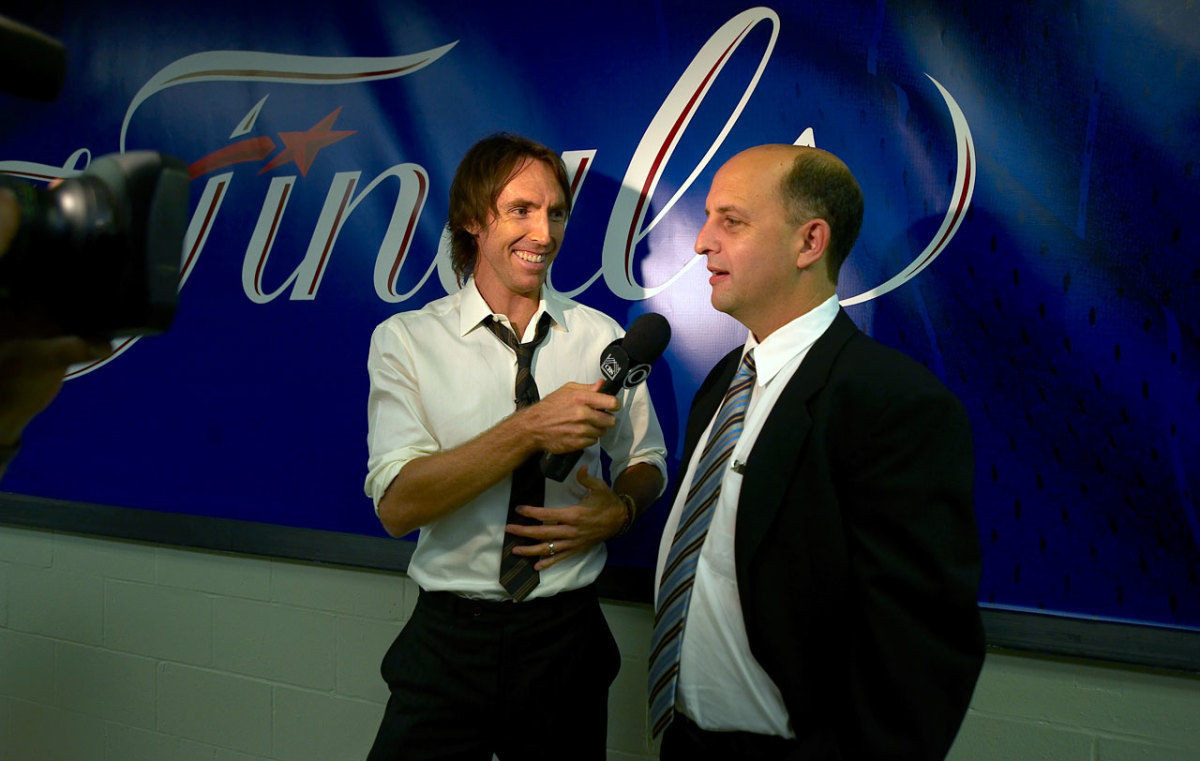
[0,15,187,340]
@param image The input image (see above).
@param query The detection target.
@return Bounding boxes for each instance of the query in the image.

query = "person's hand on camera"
[0,336,111,435]
[0,186,18,255]
[0,187,112,475]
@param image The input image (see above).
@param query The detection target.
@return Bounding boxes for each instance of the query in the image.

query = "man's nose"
[529,210,552,243]
[694,218,715,256]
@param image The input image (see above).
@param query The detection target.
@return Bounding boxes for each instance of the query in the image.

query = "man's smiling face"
[471,158,569,303]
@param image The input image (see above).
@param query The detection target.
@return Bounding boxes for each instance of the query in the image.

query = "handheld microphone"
[540,312,671,481]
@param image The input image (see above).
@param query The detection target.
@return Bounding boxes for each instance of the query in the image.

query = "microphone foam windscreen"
[622,312,671,363]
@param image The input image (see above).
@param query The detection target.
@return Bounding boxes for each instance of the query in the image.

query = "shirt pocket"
[696,468,742,582]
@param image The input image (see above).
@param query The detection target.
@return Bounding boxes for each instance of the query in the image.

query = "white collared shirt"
[367,278,668,599]
[654,296,840,736]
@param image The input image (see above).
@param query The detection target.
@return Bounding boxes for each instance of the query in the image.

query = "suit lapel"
[734,309,860,569]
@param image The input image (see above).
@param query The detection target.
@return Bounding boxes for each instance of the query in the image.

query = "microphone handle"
[540,345,630,481]
[540,448,583,482]
[540,364,630,481]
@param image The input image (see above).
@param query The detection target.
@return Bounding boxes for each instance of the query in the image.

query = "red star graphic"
[259,107,356,177]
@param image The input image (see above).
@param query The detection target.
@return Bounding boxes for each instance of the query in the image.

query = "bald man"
[649,146,984,760]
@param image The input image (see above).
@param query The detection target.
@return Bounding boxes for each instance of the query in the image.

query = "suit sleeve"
[826,371,985,761]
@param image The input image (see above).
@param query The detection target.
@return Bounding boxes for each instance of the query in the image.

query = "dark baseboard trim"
[978,606,1200,673]
[3,492,1197,673]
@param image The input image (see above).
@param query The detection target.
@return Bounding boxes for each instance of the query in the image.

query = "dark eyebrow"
[711,204,746,217]
[504,196,568,211]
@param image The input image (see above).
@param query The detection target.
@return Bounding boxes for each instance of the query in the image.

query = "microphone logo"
[601,355,622,381]
[623,363,651,387]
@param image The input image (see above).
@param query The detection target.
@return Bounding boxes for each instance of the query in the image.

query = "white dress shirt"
[654,296,840,736]
[367,278,668,600]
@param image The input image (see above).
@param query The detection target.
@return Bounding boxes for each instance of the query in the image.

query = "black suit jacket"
[677,309,985,760]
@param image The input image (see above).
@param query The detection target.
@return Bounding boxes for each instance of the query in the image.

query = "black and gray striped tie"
[483,312,553,601]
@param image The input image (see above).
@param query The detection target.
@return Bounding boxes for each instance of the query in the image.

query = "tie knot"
[483,312,553,410]
[738,349,756,381]
[484,312,552,362]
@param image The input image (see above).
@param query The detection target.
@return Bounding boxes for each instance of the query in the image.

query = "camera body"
[0,151,188,339]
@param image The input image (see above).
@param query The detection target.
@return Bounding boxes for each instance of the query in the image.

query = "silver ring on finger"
[548,542,556,556]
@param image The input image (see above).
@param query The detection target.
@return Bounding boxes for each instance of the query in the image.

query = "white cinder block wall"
[2,524,1198,761]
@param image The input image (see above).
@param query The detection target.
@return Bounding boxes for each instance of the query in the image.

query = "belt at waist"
[418,584,598,619]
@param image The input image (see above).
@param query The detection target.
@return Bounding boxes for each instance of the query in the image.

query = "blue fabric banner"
[2,1,1197,631]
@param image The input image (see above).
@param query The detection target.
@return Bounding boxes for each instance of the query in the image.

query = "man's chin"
[709,287,734,315]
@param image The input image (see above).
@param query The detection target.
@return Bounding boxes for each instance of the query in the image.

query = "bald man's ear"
[795,218,831,271]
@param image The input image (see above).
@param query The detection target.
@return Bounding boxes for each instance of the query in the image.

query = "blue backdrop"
[2,1,1197,635]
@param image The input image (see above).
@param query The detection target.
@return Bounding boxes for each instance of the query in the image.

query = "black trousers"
[660,711,799,761]
[366,585,620,761]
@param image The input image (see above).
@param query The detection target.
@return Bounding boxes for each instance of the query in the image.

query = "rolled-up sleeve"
[603,376,668,496]
[364,320,439,510]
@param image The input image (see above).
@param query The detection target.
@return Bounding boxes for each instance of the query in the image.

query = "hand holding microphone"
[540,312,671,481]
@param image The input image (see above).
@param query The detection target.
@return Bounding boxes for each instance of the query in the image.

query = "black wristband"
[614,493,637,537]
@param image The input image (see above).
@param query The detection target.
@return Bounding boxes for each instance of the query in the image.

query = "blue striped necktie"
[648,349,757,737]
